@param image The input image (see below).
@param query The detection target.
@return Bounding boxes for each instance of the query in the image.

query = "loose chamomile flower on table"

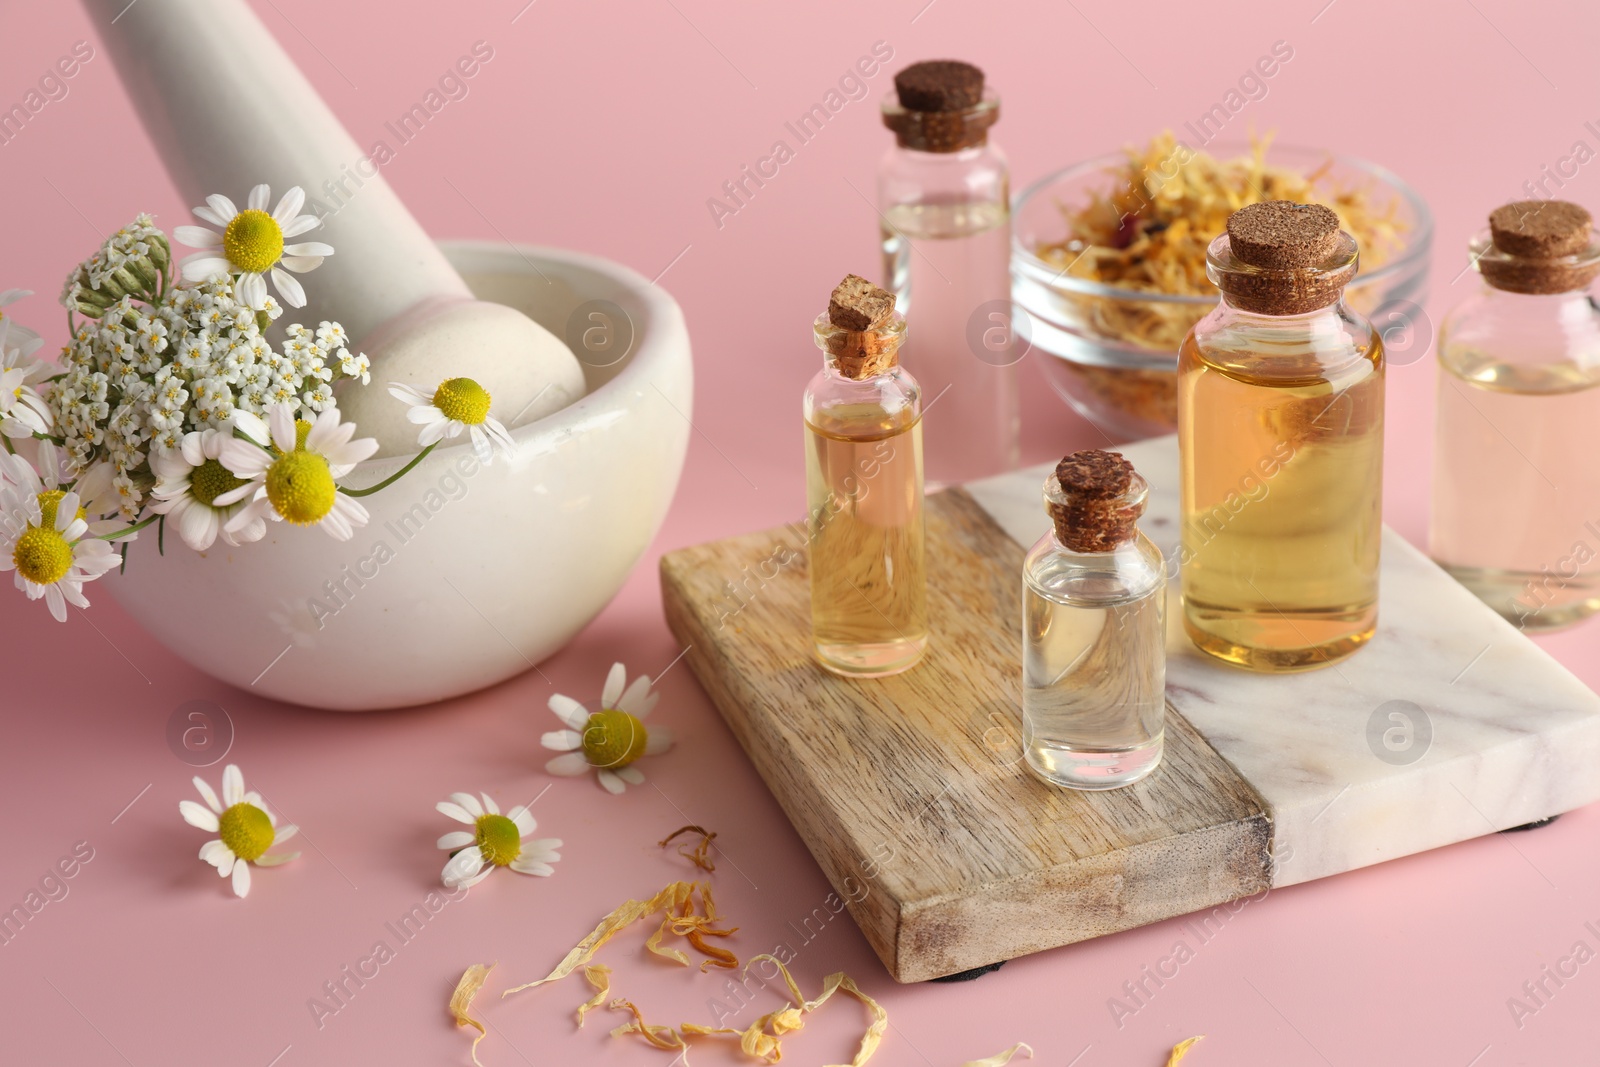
[543,662,674,794]
[387,377,517,464]
[0,485,119,622]
[0,319,54,440]
[435,792,562,889]
[180,764,299,898]
[149,427,266,551]
[218,403,378,541]
[174,184,332,309]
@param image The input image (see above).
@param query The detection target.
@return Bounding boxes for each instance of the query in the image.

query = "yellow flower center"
[265,450,336,525]
[36,489,87,529]
[190,459,247,508]
[218,802,275,862]
[474,813,522,867]
[582,709,649,768]
[13,525,73,586]
[432,378,492,425]
[222,209,284,275]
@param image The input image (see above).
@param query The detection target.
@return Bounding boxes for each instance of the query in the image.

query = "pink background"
[4,0,1600,1062]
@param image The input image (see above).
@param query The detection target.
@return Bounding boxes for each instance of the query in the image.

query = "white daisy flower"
[0,486,120,622]
[217,404,377,541]
[0,320,53,440]
[388,377,517,464]
[0,289,42,353]
[149,427,267,551]
[179,764,300,898]
[435,791,562,889]
[543,662,674,794]
[174,185,332,309]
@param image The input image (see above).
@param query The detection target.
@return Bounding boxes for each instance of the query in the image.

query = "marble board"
[659,435,1600,981]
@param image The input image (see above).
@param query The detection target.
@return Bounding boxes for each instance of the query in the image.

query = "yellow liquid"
[805,405,927,677]
[1177,332,1384,671]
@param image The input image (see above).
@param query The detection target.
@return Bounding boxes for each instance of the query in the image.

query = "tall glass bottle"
[1178,201,1385,672]
[1431,200,1600,631]
[804,275,928,677]
[1023,450,1166,790]
[879,59,1018,489]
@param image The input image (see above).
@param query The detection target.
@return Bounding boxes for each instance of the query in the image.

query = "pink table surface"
[4,1,1600,1063]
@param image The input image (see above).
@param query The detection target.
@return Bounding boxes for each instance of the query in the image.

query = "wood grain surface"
[661,488,1273,982]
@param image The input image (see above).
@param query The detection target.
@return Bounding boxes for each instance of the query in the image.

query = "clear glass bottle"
[1431,200,1600,631]
[879,59,1018,490]
[1178,201,1385,672]
[805,276,928,677]
[1023,450,1166,790]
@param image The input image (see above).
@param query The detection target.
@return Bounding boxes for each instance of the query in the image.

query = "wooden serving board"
[660,436,1600,982]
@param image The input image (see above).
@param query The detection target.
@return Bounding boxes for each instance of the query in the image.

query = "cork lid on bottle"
[1045,449,1147,553]
[814,274,904,380]
[881,60,998,153]
[1207,201,1359,315]
[1475,200,1600,294]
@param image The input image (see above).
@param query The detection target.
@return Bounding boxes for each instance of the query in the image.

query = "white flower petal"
[237,272,268,310]
[203,194,239,223]
[272,186,306,222]
[283,242,334,258]
[173,225,222,249]
[544,752,591,777]
[437,831,476,850]
[541,729,582,752]
[616,673,654,716]
[247,184,270,212]
[601,663,626,709]
[508,858,555,877]
[270,267,306,308]
[644,727,674,755]
[448,792,484,818]
[180,800,219,831]
[180,255,231,282]
[280,214,320,239]
[255,851,299,867]
[198,840,232,868]
[507,806,536,834]
[221,764,244,806]
[615,766,645,785]
[232,859,252,897]
[436,801,476,825]
[192,775,223,814]
[597,769,627,795]
[548,693,590,730]
[442,846,486,888]
[275,823,299,843]
[479,793,499,815]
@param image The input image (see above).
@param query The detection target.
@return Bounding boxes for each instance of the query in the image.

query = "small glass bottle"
[804,275,928,677]
[1023,450,1166,790]
[1431,200,1600,631]
[1178,201,1385,672]
[879,59,1018,490]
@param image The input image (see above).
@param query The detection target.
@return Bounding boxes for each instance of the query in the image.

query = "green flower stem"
[96,515,158,542]
[338,442,437,498]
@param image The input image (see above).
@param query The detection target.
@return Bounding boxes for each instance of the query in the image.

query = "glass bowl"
[1011,143,1433,439]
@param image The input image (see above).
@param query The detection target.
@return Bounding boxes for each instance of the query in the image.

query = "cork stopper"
[1046,449,1145,553]
[1210,201,1358,315]
[894,61,985,112]
[1478,200,1600,294]
[817,274,903,380]
[882,60,998,153]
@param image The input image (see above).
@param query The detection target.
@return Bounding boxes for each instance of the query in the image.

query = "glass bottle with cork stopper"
[804,274,928,677]
[1178,200,1385,672]
[1022,449,1166,790]
[879,59,1018,490]
[1430,200,1600,630]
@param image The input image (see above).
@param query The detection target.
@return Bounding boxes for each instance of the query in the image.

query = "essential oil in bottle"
[879,59,1018,489]
[1431,200,1600,631]
[1178,201,1385,672]
[1022,450,1166,790]
[804,274,928,677]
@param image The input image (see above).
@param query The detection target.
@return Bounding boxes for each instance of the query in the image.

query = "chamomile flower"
[218,404,377,541]
[0,485,119,622]
[0,320,53,440]
[388,377,516,464]
[174,185,332,309]
[180,764,299,898]
[543,662,674,794]
[0,289,42,353]
[435,791,562,889]
[149,427,266,550]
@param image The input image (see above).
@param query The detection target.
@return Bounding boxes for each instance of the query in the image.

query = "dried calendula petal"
[503,882,695,996]
[659,825,718,872]
[962,1042,1034,1067]
[575,965,612,1028]
[449,962,495,1067]
[741,953,888,1067]
[609,998,688,1053]
[1165,1035,1204,1065]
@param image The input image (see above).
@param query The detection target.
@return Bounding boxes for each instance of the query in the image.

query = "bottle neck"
[814,311,906,381]
[881,94,999,153]
[1045,472,1148,554]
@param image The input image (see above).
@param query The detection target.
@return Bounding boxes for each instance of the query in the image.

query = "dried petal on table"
[962,1042,1034,1067]
[575,964,612,1028]
[659,824,718,872]
[449,962,496,1067]
[1165,1035,1204,1065]
[610,997,691,1052]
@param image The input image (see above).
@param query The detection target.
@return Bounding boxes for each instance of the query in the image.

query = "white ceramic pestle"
[83,0,585,456]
